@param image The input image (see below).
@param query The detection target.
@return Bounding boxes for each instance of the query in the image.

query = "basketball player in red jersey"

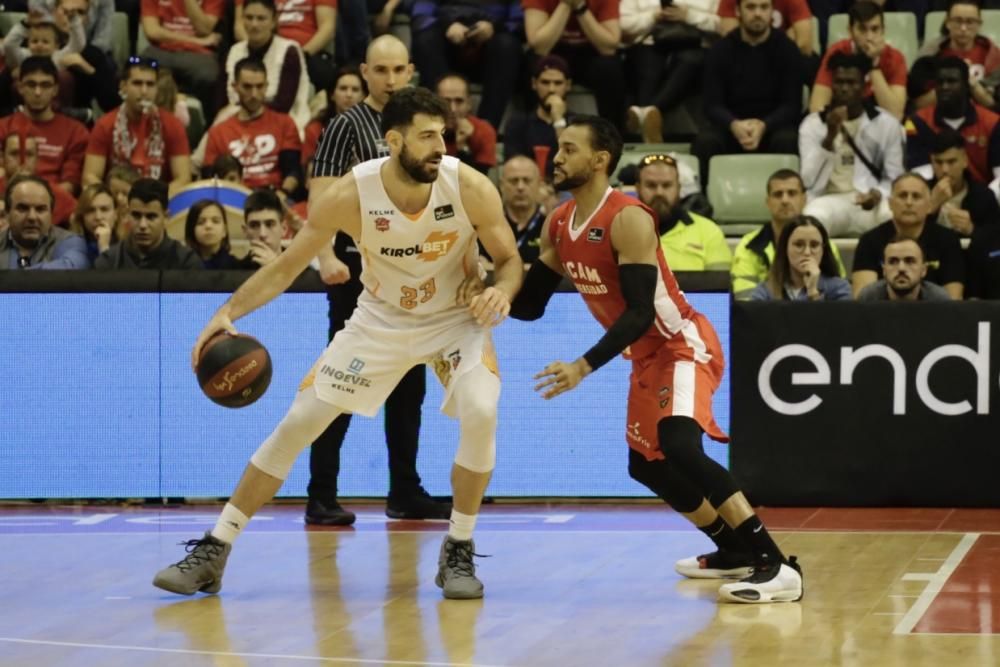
[500,116,802,603]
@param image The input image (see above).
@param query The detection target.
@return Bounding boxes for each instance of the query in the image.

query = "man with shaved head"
[304,35,450,525]
[494,155,546,265]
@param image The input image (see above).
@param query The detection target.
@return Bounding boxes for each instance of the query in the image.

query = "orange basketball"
[196,333,273,408]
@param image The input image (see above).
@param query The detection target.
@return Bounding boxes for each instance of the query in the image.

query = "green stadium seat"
[707,154,799,224]
[612,146,697,186]
[185,96,206,151]
[925,10,1000,48]
[110,12,131,70]
[827,12,918,66]
[0,13,26,36]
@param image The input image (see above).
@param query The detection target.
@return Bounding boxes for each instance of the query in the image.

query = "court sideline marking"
[0,637,508,667]
[893,532,979,635]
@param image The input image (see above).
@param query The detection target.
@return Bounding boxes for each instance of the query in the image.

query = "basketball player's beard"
[553,169,589,191]
[400,144,440,184]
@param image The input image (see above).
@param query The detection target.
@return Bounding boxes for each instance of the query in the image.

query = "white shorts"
[299,291,498,417]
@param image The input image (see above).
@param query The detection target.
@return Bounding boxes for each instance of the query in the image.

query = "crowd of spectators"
[0,0,997,299]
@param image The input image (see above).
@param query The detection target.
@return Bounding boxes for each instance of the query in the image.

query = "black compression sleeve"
[509,260,564,321]
[582,264,657,371]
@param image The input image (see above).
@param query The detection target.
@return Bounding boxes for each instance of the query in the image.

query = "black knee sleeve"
[657,417,740,506]
[627,449,704,514]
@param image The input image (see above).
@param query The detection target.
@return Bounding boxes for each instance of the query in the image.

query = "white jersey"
[352,156,479,315]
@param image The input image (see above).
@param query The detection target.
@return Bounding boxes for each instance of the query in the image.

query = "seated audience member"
[234,0,337,91]
[484,155,546,265]
[636,153,731,271]
[966,224,1000,299]
[732,168,847,298]
[910,0,1000,111]
[225,0,311,134]
[718,0,813,56]
[852,172,965,299]
[1,133,77,226]
[211,155,245,183]
[95,178,203,269]
[0,57,89,195]
[185,199,242,269]
[436,73,497,175]
[926,128,1000,237]
[0,174,88,269]
[809,1,906,120]
[68,183,119,263]
[693,0,801,183]
[83,57,192,195]
[155,68,189,128]
[304,66,365,177]
[29,0,116,55]
[856,236,952,301]
[235,188,288,269]
[47,0,120,112]
[620,0,719,143]
[800,52,902,237]
[523,0,626,130]
[410,0,523,129]
[104,163,140,234]
[139,0,223,119]
[503,55,572,178]
[2,12,84,71]
[905,57,1000,185]
[204,58,303,194]
[750,215,851,300]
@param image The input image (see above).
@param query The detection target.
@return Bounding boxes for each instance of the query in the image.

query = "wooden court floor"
[1,503,999,667]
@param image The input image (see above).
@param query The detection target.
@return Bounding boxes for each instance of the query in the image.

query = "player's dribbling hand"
[534,359,592,399]
[469,287,510,327]
[192,312,238,371]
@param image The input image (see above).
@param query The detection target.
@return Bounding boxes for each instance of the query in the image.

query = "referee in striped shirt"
[305,35,451,525]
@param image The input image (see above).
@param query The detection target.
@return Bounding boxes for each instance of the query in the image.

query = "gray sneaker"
[435,536,485,599]
[152,532,232,595]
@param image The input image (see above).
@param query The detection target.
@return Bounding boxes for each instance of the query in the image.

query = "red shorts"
[625,317,729,461]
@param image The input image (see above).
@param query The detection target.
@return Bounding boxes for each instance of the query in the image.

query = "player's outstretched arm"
[509,214,564,321]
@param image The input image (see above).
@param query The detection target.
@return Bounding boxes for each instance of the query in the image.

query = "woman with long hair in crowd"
[184,199,241,269]
[303,66,365,180]
[750,215,852,301]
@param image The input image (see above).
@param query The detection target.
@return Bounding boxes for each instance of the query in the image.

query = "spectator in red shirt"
[523,0,627,130]
[304,65,364,178]
[234,0,338,91]
[910,0,1000,111]
[204,58,303,196]
[436,73,497,175]
[810,1,907,119]
[0,56,89,195]
[140,0,224,119]
[82,57,193,195]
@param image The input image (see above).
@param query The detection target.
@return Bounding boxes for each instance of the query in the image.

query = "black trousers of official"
[307,235,427,501]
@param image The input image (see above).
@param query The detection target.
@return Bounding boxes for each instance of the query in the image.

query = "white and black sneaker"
[718,556,803,604]
[676,550,755,580]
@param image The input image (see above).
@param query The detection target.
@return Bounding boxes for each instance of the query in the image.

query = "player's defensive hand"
[534,358,592,399]
[469,286,510,327]
[192,312,238,371]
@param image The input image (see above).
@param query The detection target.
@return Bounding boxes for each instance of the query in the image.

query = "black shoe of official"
[386,488,452,520]
[305,498,356,526]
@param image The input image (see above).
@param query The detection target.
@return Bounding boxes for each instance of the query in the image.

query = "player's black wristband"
[581,264,657,371]
[509,260,564,321]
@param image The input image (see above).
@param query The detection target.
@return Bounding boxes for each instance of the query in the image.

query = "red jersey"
[140,0,224,53]
[549,188,707,362]
[86,107,191,182]
[718,0,811,30]
[939,36,1000,83]
[816,39,907,93]
[0,112,89,188]
[521,0,618,47]
[303,118,324,166]
[236,0,338,47]
[906,102,1000,184]
[204,108,302,189]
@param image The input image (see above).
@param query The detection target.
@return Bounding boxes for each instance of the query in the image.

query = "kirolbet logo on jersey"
[380,230,460,262]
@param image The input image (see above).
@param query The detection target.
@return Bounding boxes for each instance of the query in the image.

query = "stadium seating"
[827,12,919,66]
[707,154,800,228]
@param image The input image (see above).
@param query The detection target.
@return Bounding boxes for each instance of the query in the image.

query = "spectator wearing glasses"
[636,153,732,271]
[82,57,192,196]
[0,173,88,269]
[856,236,951,301]
[140,0,224,119]
[749,215,851,300]
[910,0,1000,111]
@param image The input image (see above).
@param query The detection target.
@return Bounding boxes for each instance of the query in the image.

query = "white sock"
[211,503,249,544]
[448,509,477,541]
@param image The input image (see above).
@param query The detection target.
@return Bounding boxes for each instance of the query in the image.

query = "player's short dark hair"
[244,0,277,13]
[5,174,54,211]
[128,178,168,211]
[380,86,450,135]
[826,51,872,77]
[234,57,267,80]
[848,1,883,27]
[885,234,926,260]
[18,55,58,82]
[929,127,967,154]
[935,55,970,84]
[766,169,804,194]
[566,115,623,176]
[244,188,284,218]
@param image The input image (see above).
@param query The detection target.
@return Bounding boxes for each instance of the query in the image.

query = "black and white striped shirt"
[312,102,388,178]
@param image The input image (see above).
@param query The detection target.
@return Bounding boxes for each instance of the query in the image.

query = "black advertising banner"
[731,302,1000,506]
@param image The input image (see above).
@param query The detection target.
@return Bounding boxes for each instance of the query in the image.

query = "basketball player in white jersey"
[152,87,524,600]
